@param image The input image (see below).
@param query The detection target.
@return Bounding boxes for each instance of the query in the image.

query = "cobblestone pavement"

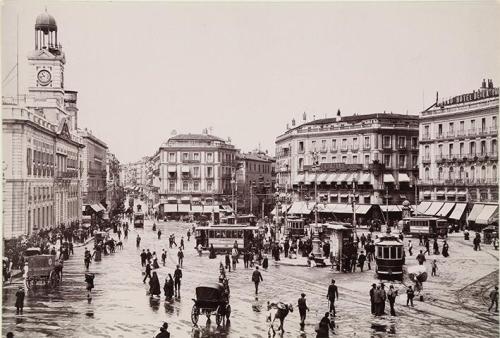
[2,218,499,337]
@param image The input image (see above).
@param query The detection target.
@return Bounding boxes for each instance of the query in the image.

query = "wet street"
[3,218,499,338]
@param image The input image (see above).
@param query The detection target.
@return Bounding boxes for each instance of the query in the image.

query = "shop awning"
[191,205,203,213]
[304,172,315,185]
[167,165,177,173]
[271,205,290,215]
[340,194,349,198]
[178,204,191,212]
[449,203,467,220]
[181,196,191,202]
[337,173,348,183]
[476,205,498,225]
[192,197,201,202]
[167,197,177,202]
[288,201,314,215]
[336,204,354,213]
[435,202,456,217]
[90,204,104,213]
[446,190,456,196]
[425,202,445,216]
[423,191,431,196]
[163,204,178,213]
[398,173,410,182]
[383,174,395,183]
[326,173,338,184]
[82,206,87,213]
[316,173,328,183]
[468,204,485,222]
[181,166,190,173]
[204,206,220,213]
[417,202,432,214]
[380,205,402,212]
[436,190,445,196]
[359,173,372,184]
[355,204,372,215]
[457,191,467,196]
[294,174,305,184]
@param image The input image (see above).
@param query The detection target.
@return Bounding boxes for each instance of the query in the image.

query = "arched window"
[424,167,430,180]
[438,167,443,181]
[470,166,475,180]
[492,139,497,155]
[470,141,476,155]
[481,141,487,155]
[448,167,454,180]
[481,166,486,180]
[459,166,464,180]
[493,165,497,181]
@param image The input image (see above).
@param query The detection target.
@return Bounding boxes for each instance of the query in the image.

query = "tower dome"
[35,11,57,33]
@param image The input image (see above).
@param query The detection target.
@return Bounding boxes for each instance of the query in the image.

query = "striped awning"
[359,173,372,184]
[380,205,402,212]
[425,202,445,216]
[398,173,410,182]
[416,202,432,214]
[355,204,372,215]
[476,205,498,225]
[316,173,328,183]
[178,204,191,212]
[163,204,178,213]
[326,173,338,184]
[337,173,348,183]
[435,203,456,217]
[449,203,467,220]
[467,204,485,222]
[383,174,395,183]
[294,174,305,184]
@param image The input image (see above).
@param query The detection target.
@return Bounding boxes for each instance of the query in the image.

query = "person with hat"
[155,322,170,338]
[174,265,182,296]
[380,283,387,315]
[326,279,339,317]
[358,251,366,272]
[387,284,398,316]
[369,283,377,315]
[297,293,310,326]
[15,286,25,315]
[251,266,263,294]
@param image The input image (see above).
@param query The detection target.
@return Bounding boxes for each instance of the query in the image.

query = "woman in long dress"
[209,244,217,259]
[163,274,174,299]
[149,271,161,297]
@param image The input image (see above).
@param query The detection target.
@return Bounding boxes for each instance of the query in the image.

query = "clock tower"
[28,10,66,108]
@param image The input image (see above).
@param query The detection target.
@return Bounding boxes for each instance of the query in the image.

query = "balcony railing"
[320,147,328,153]
[330,147,337,153]
[55,170,78,179]
[422,156,431,164]
[363,144,371,150]
[397,144,407,150]
[340,146,348,152]
[421,135,431,141]
[351,145,359,151]
[418,178,498,186]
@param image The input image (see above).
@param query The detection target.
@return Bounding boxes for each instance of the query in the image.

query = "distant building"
[236,150,276,216]
[275,112,419,211]
[2,11,84,238]
[158,133,238,209]
[106,151,123,217]
[417,79,498,226]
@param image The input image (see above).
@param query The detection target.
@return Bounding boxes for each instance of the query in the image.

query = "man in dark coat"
[143,262,152,283]
[252,266,263,294]
[298,293,310,326]
[174,265,182,296]
[284,240,290,258]
[416,250,426,265]
[316,312,335,337]
[15,286,25,315]
[358,251,366,272]
[155,322,170,338]
[140,249,147,267]
[327,279,339,317]
[369,283,376,314]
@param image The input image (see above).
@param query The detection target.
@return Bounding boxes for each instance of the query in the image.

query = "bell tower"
[28,10,66,107]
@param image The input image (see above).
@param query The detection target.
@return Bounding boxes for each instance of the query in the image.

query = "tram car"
[195,224,258,252]
[25,254,61,289]
[374,232,405,280]
[402,217,448,238]
[285,216,306,238]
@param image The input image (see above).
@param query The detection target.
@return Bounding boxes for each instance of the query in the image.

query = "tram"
[195,225,258,252]
[402,217,448,238]
[375,232,405,280]
[285,216,306,238]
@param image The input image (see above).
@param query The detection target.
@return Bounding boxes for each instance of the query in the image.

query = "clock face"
[37,70,52,86]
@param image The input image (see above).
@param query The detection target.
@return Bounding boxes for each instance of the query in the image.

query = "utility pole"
[385,184,389,229]
[250,185,253,215]
[352,177,357,236]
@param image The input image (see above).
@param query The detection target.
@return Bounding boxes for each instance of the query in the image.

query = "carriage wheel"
[49,271,59,288]
[191,305,200,325]
[216,307,223,326]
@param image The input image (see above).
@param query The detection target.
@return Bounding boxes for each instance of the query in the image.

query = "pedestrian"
[380,283,387,315]
[369,283,376,315]
[174,265,182,296]
[251,266,263,294]
[493,238,499,250]
[152,256,160,269]
[298,293,310,327]
[180,237,185,250]
[262,254,269,270]
[284,240,290,258]
[243,250,248,268]
[158,230,162,240]
[351,252,358,273]
[358,251,366,272]
[416,250,426,265]
[155,322,170,338]
[177,248,184,268]
[360,233,366,248]
[225,252,231,272]
[136,234,141,248]
[418,234,423,246]
[84,247,92,270]
[408,240,413,256]
[387,285,398,316]
[423,237,430,255]
[473,233,481,251]
[431,259,438,276]
[433,238,440,255]
[406,285,415,307]
[69,241,74,255]
[146,249,152,263]
[209,244,216,259]
[164,274,174,300]
[373,285,383,316]
[316,312,335,337]
[442,241,449,257]
[488,286,498,312]
[15,286,25,315]
[187,230,191,242]
[85,273,95,301]
[50,246,57,256]
[232,247,238,270]
[161,249,167,267]
[327,279,339,317]
[149,271,161,297]
[140,249,147,267]
[143,262,152,283]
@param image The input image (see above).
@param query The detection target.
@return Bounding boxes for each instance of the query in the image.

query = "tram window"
[238,230,243,239]
[377,247,382,257]
[397,247,402,258]
[383,247,390,259]
[390,247,397,259]
[208,230,214,238]
[215,231,221,238]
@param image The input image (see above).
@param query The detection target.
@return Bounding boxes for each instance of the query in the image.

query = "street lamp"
[351,176,357,236]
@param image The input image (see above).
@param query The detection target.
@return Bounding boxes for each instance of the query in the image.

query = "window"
[470,141,476,155]
[331,139,337,150]
[438,144,443,156]
[470,166,475,180]
[353,138,358,148]
[311,140,316,151]
[183,153,189,161]
[321,157,326,163]
[492,140,497,154]
[449,122,454,133]
[207,167,213,178]
[424,125,430,138]
[448,167,454,180]
[321,140,326,150]
[438,124,443,137]
[383,136,391,148]
[193,167,200,178]
[398,137,406,148]
[459,143,464,156]
[299,141,304,152]
[332,156,337,162]
[459,167,465,180]
[412,155,418,167]
[383,154,391,167]
[342,155,347,163]
[471,120,476,131]
[411,137,418,149]
[183,181,189,191]
[193,153,200,161]
[482,118,486,132]
[493,165,497,181]
[449,143,454,156]
[481,141,486,155]
[398,155,406,168]
[193,182,199,191]
[438,167,443,180]
[207,152,213,162]
[207,181,213,192]
[460,121,465,131]
[493,116,497,130]
[364,136,370,148]
[352,155,358,163]
[364,155,370,165]
[425,167,430,180]
[424,145,430,158]
[342,139,347,148]
[27,149,32,175]
[298,158,304,170]
[481,166,486,179]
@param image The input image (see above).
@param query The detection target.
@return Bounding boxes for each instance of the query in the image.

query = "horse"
[267,301,293,336]
[115,241,123,250]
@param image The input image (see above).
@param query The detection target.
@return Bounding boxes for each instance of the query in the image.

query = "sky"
[2,1,500,163]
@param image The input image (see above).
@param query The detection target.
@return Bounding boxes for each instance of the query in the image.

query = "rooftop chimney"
[488,79,494,89]
[482,79,487,88]
[436,91,439,103]
[291,118,296,127]
[302,112,307,122]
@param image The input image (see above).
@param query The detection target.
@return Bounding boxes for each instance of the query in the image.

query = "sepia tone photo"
[1,1,499,337]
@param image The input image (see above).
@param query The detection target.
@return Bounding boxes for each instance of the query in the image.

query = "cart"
[191,283,231,325]
[25,254,60,289]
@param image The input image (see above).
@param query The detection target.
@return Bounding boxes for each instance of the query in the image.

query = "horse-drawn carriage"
[191,283,231,325]
[25,254,61,289]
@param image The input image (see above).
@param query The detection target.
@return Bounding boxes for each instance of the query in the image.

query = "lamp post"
[352,176,357,236]
[310,151,323,259]
[385,184,389,231]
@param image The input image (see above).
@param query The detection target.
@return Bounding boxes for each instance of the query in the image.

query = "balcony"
[456,130,466,137]
[340,146,349,152]
[363,144,371,150]
[330,147,337,153]
[421,135,431,142]
[382,143,392,150]
[446,131,455,138]
[320,147,328,153]
[351,145,359,151]
[182,159,201,164]
[418,178,498,187]
[422,156,431,164]
[435,155,446,164]
[397,144,407,150]
[55,170,78,180]
[298,149,305,154]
